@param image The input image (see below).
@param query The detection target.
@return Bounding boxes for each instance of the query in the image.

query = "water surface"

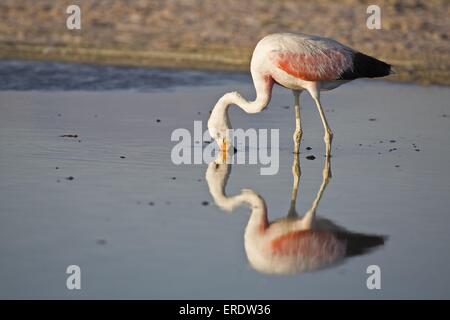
[0,60,449,298]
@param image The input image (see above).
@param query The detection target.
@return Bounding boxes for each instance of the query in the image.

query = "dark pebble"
[201,201,209,206]
[148,202,154,206]
[306,146,312,150]
[57,113,62,117]
[395,165,400,168]
[306,155,316,160]
[204,140,212,144]
[60,134,78,138]
[443,114,448,118]
[197,112,201,115]
[96,239,107,246]
[369,118,377,121]
[55,167,59,170]
[415,149,420,152]
[389,140,396,143]
[65,176,74,180]
[156,119,161,123]
[171,177,176,180]
[120,156,126,159]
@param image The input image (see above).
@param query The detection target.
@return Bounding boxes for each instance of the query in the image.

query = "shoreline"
[0,43,249,72]
[1,43,448,87]
[1,1,448,87]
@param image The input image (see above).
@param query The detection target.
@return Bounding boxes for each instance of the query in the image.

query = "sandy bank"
[0,0,448,85]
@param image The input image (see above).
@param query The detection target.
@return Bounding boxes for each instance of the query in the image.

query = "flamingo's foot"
[219,139,236,161]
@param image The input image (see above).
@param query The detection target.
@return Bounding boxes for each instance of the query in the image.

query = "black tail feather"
[336,232,387,257]
[339,52,392,80]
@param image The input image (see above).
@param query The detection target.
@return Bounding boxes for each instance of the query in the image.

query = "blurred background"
[0,0,448,85]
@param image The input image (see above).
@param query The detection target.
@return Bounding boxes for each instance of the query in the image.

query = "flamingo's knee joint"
[293,130,303,143]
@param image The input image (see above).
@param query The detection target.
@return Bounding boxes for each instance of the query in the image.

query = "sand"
[1,71,450,298]
[0,0,449,85]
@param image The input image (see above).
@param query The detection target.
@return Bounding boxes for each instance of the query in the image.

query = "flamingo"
[208,33,392,156]
[205,152,386,274]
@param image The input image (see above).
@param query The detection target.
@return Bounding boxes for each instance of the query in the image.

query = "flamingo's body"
[208,33,392,155]
[206,153,386,274]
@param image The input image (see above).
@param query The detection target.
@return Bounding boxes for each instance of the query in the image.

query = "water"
[0,60,248,91]
[0,60,449,298]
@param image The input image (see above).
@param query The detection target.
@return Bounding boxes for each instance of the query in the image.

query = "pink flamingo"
[208,33,392,156]
[205,152,386,274]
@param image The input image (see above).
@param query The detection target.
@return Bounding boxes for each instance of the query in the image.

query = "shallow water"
[0,61,450,299]
[0,60,248,91]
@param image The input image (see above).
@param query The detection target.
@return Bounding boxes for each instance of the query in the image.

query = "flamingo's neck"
[206,158,269,239]
[208,92,255,132]
[245,194,269,235]
[208,94,233,132]
[207,171,266,215]
[214,89,269,116]
[208,76,273,141]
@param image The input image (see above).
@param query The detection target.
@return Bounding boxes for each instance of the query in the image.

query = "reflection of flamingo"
[208,33,392,156]
[206,153,386,274]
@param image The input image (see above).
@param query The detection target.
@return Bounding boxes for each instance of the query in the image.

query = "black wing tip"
[340,232,387,257]
[384,62,395,76]
[339,52,393,80]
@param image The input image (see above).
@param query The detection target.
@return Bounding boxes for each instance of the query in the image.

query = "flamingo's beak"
[221,138,228,151]
[221,138,229,162]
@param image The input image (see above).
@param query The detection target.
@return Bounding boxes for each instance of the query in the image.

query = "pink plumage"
[271,50,352,81]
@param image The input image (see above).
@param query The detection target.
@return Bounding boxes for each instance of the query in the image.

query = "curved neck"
[209,76,273,132]
[205,158,268,229]
[212,188,268,234]
[209,92,252,130]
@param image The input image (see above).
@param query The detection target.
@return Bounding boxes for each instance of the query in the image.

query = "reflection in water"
[206,153,386,275]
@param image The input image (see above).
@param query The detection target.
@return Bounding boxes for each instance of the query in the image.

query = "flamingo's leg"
[292,90,303,154]
[311,93,333,157]
[300,156,331,229]
[288,151,301,218]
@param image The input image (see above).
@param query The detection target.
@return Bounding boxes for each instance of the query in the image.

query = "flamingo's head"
[208,98,232,152]
[208,121,231,151]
